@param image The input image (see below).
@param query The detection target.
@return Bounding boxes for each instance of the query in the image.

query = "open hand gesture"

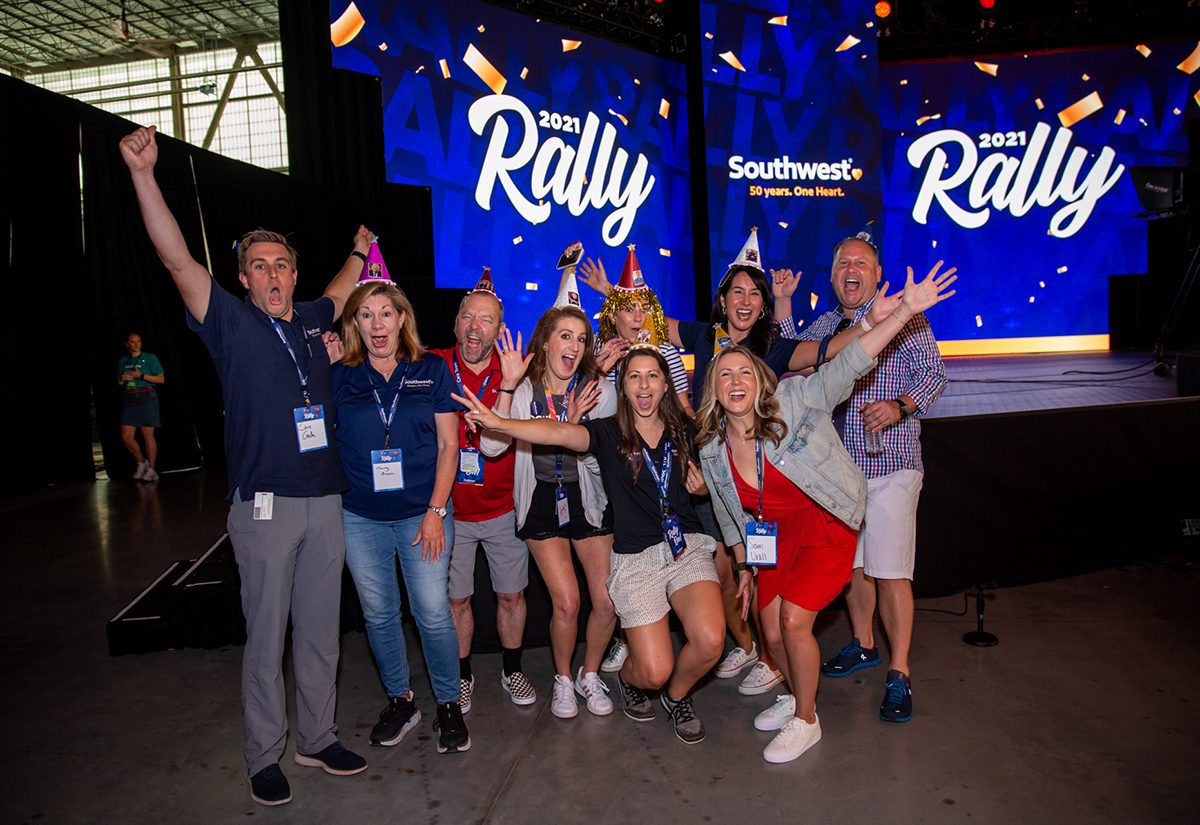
[119,126,158,173]
[901,260,958,315]
[868,281,900,326]
[578,257,613,296]
[566,379,602,424]
[495,325,532,388]
[596,336,630,374]
[770,268,801,300]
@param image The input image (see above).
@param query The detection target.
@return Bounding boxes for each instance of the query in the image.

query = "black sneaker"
[249,763,292,806]
[435,701,472,753]
[293,741,368,775]
[821,637,881,677]
[879,670,913,723]
[618,675,655,722]
[370,694,422,747]
[661,694,705,744]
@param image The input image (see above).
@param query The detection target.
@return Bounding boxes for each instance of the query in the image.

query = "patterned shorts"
[607,533,718,628]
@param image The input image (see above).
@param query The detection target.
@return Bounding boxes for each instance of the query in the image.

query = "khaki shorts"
[607,533,718,628]
[855,469,924,580]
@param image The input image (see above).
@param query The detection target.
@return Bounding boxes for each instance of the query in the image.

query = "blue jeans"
[342,507,459,704]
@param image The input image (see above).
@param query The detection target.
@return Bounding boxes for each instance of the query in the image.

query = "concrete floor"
[2,470,1197,825]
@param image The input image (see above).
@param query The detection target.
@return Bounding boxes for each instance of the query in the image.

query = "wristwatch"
[428,504,448,519]
[895,398,912,419]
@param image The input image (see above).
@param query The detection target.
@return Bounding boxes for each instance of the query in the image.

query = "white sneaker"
[133,461,149,480]
[715,643,759,679]
[600,638,628,673]
[142,467,159,482]
[551,674,578,719]
[763,714,821,763]
[739,661,785,695]
[754,693,796,731]
[574,668,614,716]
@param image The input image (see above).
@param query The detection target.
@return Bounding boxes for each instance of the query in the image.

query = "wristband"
[497,388,516,395]
[859,317,873,332]
[350,250,367,262]
[895,398,911,419]
[733,561,750,573]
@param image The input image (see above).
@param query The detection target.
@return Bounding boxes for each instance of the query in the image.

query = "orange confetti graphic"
[415,65,425,73]
[562,39,582,52]
[634,78,641,85]
[1136,44,1152,58]
[513,236,524,245]
[1057,266,1068,274]
[520,67,528,80]
[1039,281,1045,287]
[608,109,629,126]
[378,42,387,51]
[1177,41,1200,74]
[525,282,538,291]
[718,51,746,71]
[477,24,485,33]
[976,315,983,328]
[439,59,450,79]
[1029,296,1036,303]
[705,32,714,40]
[1081,73,1090,81]
[1114,108,1126,125]
[463,44,506,94]
[915,114,942,126]
[835,35,861,53]
[1195,89,1200,109]
[974,61,999,76]
[1058,91,1103,127]
[932,239,938,249]
[768,16,788,26]
[659,99,670,119]
[331,3,365,47]
[810,293,819,311]
[1034,98,1044,110]
[778,221,789,229]
[900,79,908,85]
[1174,107,1183,115]
[659,248,671,257]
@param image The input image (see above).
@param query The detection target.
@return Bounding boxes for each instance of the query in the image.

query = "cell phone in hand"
[556,244,583,270]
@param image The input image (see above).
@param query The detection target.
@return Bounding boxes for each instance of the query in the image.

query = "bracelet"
[733,561,750,572]
[859,317,873,332]
[497,388,516,395]
[350,250,367,262]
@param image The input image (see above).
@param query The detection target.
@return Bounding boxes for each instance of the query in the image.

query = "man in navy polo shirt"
[120,125,369,806]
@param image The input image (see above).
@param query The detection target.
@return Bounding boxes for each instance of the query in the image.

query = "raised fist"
[119,126,158,173]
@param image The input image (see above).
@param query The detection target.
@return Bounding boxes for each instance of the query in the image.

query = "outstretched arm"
[119,126,212,322]
[453,386,591,452]
[323,225,374,321]
[858,261,956,360]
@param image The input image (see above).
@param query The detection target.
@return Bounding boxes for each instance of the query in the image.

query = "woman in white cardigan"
[480,309,618,720]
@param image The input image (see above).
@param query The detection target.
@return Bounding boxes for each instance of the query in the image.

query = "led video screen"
[330,0,695,338]
[880,42,1199,353]
[700,0,882,326]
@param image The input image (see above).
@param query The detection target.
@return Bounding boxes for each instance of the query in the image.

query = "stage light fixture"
[875,1,893,18]
[978,0,996,9]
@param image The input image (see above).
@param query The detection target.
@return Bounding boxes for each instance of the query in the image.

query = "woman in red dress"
[695,262,956,763]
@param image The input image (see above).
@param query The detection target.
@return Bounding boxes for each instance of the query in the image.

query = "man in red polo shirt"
[432,270,537,711]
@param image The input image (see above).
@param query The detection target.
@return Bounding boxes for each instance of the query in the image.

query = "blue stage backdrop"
[329,0,694,339]
[700,0,882,328]
[880,42,1199,354]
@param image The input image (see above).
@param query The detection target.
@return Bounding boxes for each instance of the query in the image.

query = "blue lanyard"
[268,317,312,406]
[641,440,675,515]
[452,350,494,398]
[722,421,764,521]
[368,363,409,450]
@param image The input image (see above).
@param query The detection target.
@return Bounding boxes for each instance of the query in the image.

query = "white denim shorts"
[855,469,924,579]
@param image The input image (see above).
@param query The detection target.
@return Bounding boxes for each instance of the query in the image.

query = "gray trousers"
[227,492,346,776]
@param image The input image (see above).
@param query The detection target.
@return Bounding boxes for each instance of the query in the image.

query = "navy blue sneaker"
[249,763,292,806]
[294,741,368,775]
[821,638,881,677]
[880,670,912,723]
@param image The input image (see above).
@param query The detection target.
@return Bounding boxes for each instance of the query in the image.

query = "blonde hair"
[340,283,426,366]
[694,345,788,449]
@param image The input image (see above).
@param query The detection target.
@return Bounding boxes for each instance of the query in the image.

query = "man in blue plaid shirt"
[776,233,948,723]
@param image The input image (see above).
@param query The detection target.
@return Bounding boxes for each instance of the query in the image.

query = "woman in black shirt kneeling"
[455,347,740,745]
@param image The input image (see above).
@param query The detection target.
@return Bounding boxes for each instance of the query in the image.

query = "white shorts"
[855,469,923,580]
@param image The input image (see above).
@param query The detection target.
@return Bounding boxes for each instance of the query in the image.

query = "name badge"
[294,405,328,453]
[663,512,687,559]
[456,448,484,485]
[555,484,570,528]
[745,520,779,566]
[371,448,405,492]
[253,491,274,521]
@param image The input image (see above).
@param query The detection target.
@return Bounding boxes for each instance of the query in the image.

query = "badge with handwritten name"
[293,405,328,453]
[371,448,405,492]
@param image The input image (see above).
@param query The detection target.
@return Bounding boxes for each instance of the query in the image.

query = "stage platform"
[929,350,1180,419]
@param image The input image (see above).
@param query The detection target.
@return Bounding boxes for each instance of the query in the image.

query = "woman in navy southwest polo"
[330,281,469,754]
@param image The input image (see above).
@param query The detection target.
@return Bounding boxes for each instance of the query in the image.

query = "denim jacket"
[698,338,877,549]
